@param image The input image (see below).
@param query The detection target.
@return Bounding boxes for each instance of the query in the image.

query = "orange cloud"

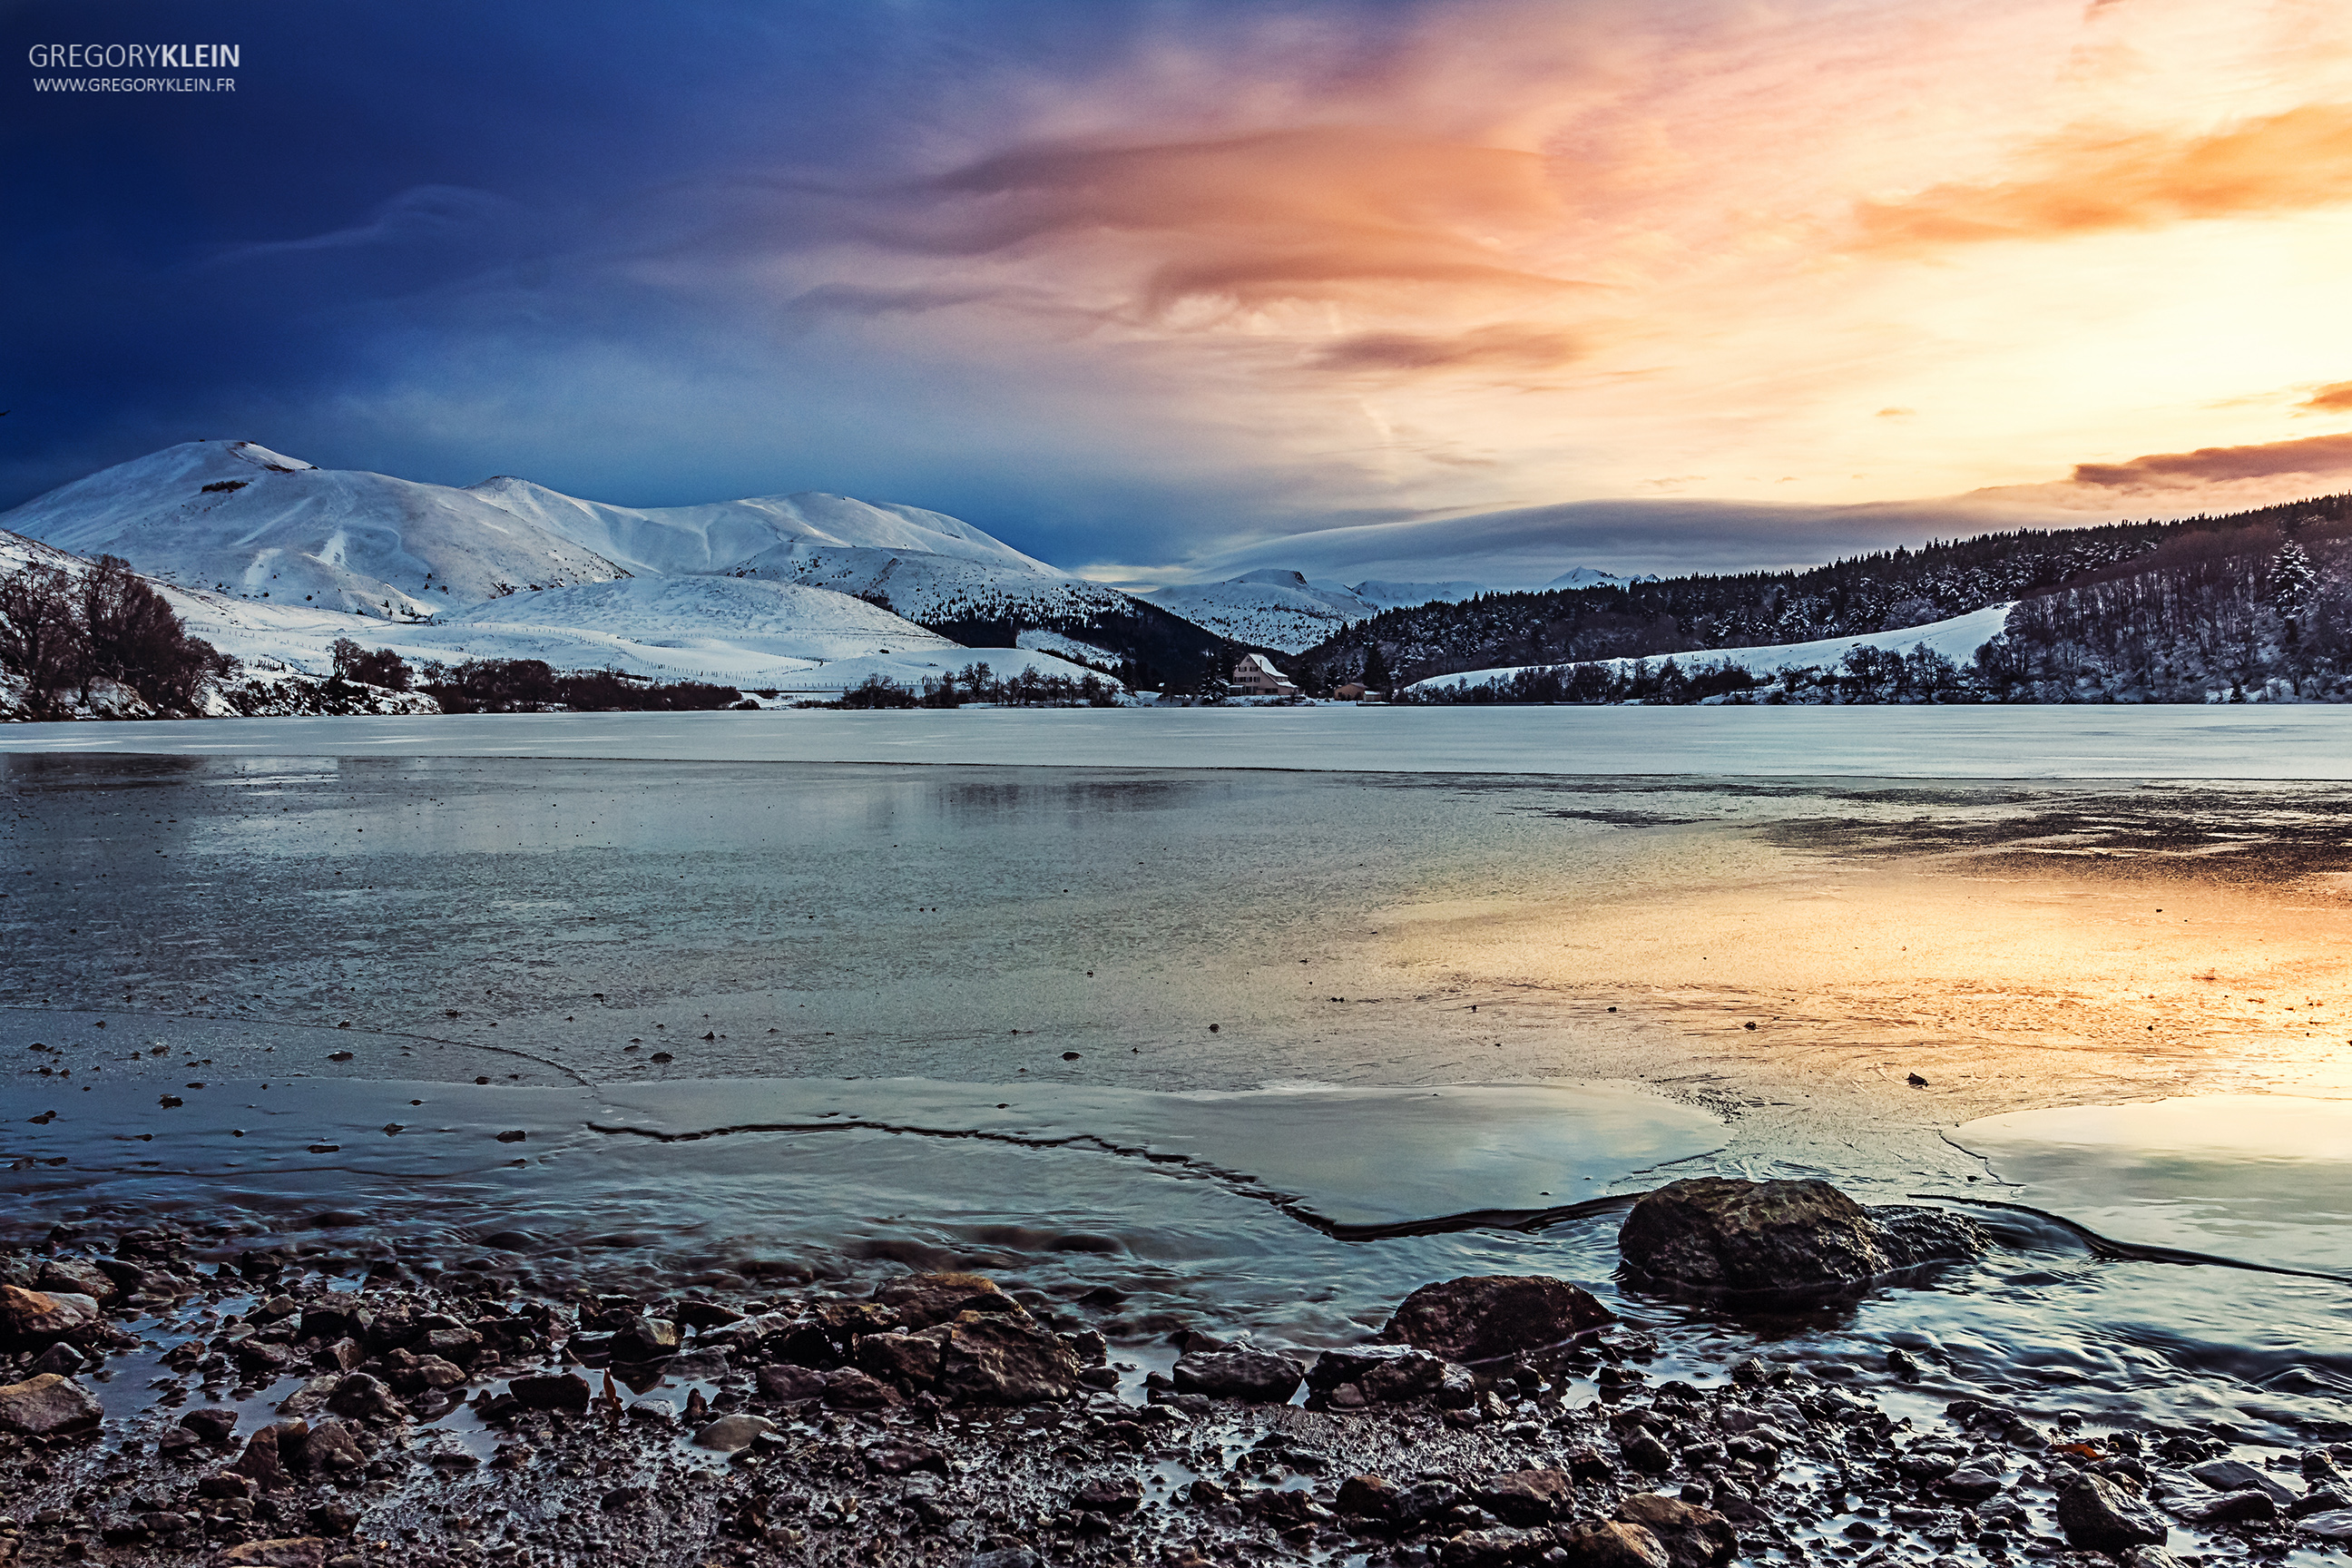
[2301,381,2352,413]
[2070,431,2352,487]
[900,127,1574,318]
[1857,103,2352,250]
[1308,322,1582,375]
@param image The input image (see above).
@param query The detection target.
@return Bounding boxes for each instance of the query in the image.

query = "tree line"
[1407,528,2352,705]
[0,555,228,716]
[1291,492,2352,691]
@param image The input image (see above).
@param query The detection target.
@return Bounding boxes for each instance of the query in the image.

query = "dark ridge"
[1285,490,2352,690]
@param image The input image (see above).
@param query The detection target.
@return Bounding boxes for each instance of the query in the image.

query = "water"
[5,743,2349,1445]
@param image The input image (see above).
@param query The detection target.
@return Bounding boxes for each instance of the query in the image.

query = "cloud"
[871,127,1577,320]
[1857,103,2352,250]
[1308,322,1582,374]
[2069,431,2352,488]
[1142,493,2092,588]
[2300,382,2352,413]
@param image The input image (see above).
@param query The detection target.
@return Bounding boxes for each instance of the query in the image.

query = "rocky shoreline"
[2,1181,2348,1568]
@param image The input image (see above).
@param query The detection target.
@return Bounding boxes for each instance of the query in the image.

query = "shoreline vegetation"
[5,1180,2347,1568]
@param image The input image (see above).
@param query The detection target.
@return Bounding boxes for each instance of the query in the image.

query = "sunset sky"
[12,0,2352,581]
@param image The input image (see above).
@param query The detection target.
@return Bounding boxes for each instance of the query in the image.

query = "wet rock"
[1939,1466,2005,1502]
[1442,1525,1550,1564]
[1616,1494,1740,1568]
[2187,1489,2278,1524]
[858,1327,948,1387]
[214,1536,327,1566]
[865,1438,947,1476]
[2292,1488,2352,1518]
[1619,1179,1985,1298]
[610,1317,681,1361]
[1308,1343,1451,1402]
[1559,1519,1672,1568]
[757,1363,828,1403]
[0,1284,99,1347]
[823,1367,899,1408]
[34,1259,118,1303]
[231,1422,309,1489]
[306,1501,360,1537]
[694,1414,777,1452]
[299,1295,371,1342]
[938,1315,1081,1405]
[1398,1479,1467,1523]
[875,1271,1023,1328]
[1171,1346,1306,1402]
[2054,1473,2169,1553]
[2297,1511,2352,1542]
[324,1373,405,1422]
[1338,1474,1401,1518]
[181,1406,240,1444]
[1622,1432,1674,1475]
[507,1372,593,1412]
[28,1340,84,1376]
[2189,1458,2297,1507]
[199,1473,257,1500]
[1073,1475,1143,1514]
[0,1372,103,1435]
[1382,1275,1614,1362]
[302,1421,365,1476]
[965,1549,1042,1568]
[2121,1549,2185,1568]
[1480,1467,1575,1524]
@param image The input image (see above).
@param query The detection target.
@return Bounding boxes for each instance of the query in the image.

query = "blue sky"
[12,0,2351,581]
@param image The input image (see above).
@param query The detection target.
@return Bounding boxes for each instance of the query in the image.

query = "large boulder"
[874,1272,1022,1329]
[1381,1276,1613,1363]
[2054,1474,2169,1553]
[937,1316,1079,1405]
[215,1539,327,1567]
[1480,1469,1575,1525]
[1171,1347,1305,1403]
[0,1285,100,1348]
[1617,1494,1739,1568]
[1619,1179,1985,1298]
[1558,1520,1671,1568]
[1308,1343,1451,1403]
[0,1373,103,1435]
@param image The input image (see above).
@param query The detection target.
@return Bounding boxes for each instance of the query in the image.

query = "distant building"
[1231,653,1301,696]
[1334,682,1367,701]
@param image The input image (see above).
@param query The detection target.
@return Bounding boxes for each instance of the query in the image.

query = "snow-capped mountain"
[0,440,1239,688]
[1140,570,1498,652]
[2,442,632,617]
[1142,570,1377,652]
[466,475,1053,577]
[1542,566,1659,591]
[1349,579,1490,609]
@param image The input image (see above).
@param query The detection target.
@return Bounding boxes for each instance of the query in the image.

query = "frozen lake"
[5,702,2352,778]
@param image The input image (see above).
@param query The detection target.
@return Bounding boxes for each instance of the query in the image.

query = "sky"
[10,0,2352,583]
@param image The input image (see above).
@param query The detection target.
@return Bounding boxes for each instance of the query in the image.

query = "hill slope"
[1,442,632,616]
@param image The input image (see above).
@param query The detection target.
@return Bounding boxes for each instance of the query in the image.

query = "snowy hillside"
[466,476,1054,576]
[1541,567,1658,591]
[1350,579,1491,609]
[1,441,631,616]
[1406,603,2017,692]
[1142,570,1378,652]
[3,441,1240,683]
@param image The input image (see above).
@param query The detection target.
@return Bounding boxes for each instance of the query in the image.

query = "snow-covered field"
[1406,603,2017,692]
[8,704,2350,779]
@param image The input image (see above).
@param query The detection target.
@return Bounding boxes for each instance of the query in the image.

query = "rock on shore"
[0,1226,2340,1568]
[1618,1178,1987,1298]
